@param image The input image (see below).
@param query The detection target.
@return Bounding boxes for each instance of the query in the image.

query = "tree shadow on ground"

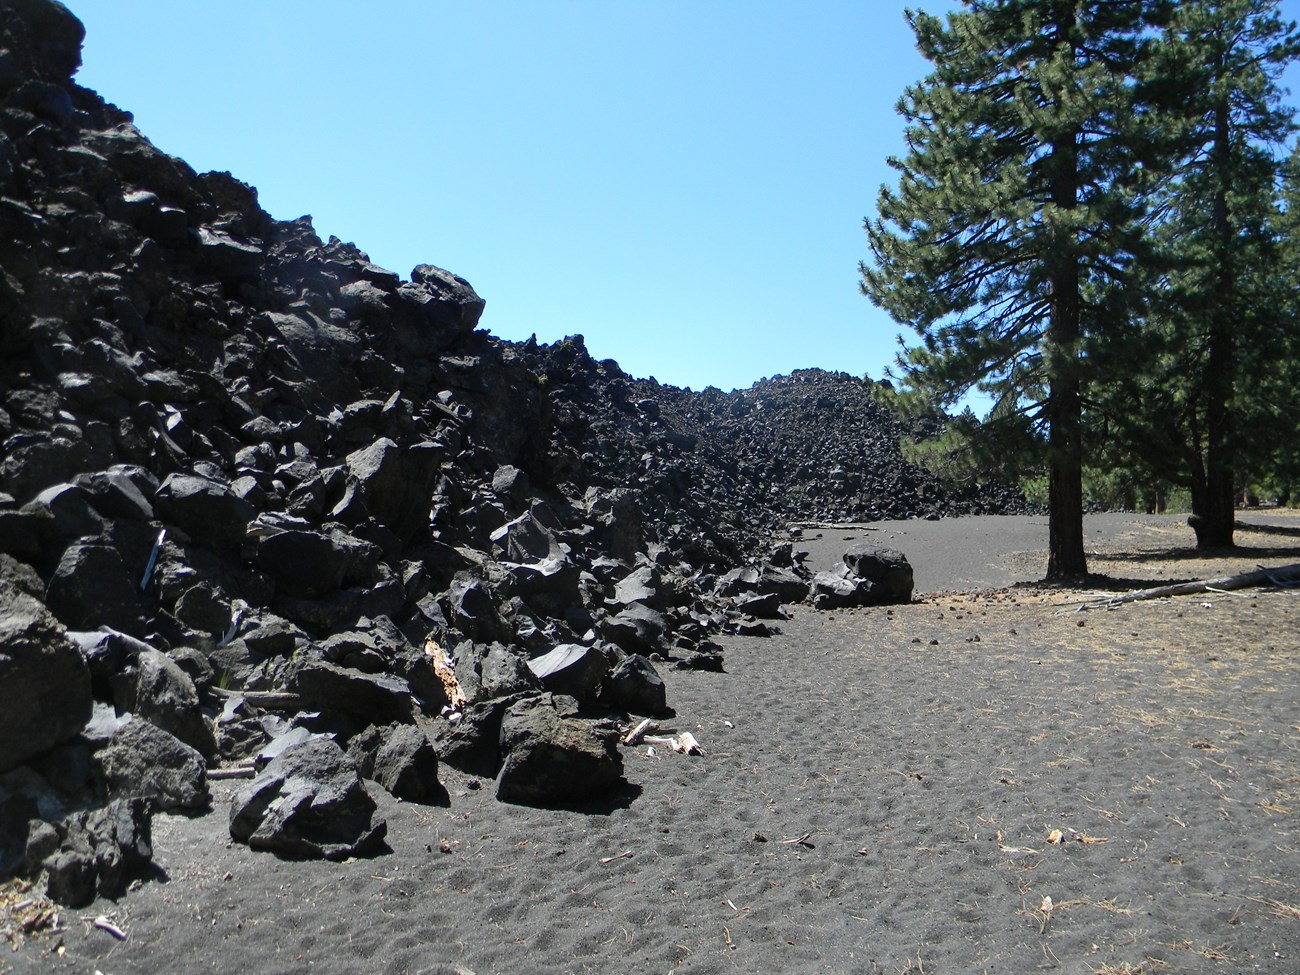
[1011,575,1198,594]
[1004,529,1300,593]
[1089,542,1300,567]
[1236,519,1300,539]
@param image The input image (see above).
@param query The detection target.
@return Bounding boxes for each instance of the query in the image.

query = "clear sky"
[67,1,1300,396]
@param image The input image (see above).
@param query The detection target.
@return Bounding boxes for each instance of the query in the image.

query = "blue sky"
[69,1,1300,397]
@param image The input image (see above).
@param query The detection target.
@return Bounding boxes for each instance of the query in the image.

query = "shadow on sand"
[1236,518,1300,539]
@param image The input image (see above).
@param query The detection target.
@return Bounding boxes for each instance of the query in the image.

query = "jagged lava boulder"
[495,695,625,806]
[0,584,93,772]
[229,738,386,860]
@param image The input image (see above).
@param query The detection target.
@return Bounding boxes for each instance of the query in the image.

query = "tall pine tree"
[1096,0,1298,547]
[863,0,1166,578]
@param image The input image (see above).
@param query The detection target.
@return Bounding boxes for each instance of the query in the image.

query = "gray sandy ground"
[791,510,1300,591]
[8,512,1299,975]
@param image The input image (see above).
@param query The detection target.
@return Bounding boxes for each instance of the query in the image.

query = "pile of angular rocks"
[0,0,955,907]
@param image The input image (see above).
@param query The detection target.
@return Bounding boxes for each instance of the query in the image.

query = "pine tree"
[862,1,1166,579]
[1091,0,1298,545]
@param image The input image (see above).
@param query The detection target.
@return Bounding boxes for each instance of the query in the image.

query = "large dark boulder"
[0,0,85,86]
[490,464,529,507]
[717,564,808,604]
[24,483,105,539]
[490,511,564,563]
[841,544,914,604]
[390,264,485,353]
[756,565,811,602]
[154,473,254,548]
[41,798,153,907]
[193,225,263,281]
[734,591,786,619]
[526,643,607,703]
[44,541,146,637]
[229,738,386,860]
[495,696,624,806]
[172,581,233,636]
[0,591,92,771]
[255,528,352,598]
[444,577,510,643]
[601,602,671,655]
[66,627,153,697]
[604,653,669,717]
[75,467,156,521]
[611,565,661,608]
[454,641,540,705]
[135,648,217,757]
[336,438,440,542]
[716,566,761,598]
[811,546,914,609]
[497,556,581,599]
[288,659,415,724]
[809,569,869,610]
[430,694,529,778]
[347,724,445,805]
[96,718,209,811]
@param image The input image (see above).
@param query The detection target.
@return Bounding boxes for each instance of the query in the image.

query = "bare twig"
[87,915,127,940]
[778,832,815,847]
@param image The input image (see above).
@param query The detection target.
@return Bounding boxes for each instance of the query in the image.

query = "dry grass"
[0,878,63,950]
[1247,897,1300,920]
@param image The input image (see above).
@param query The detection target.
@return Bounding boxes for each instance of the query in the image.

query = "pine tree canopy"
[863,1,1161,419]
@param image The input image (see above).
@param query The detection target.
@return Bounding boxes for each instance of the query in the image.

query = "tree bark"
[1189,472,1236,548]
[1195,85,1237,549]
[1047,432,1087,578]
[1046,248,1086,578]
[1045,4,1087,580]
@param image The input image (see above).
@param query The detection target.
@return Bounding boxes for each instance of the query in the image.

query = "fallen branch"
[1077,562,1300,610]
[622,718,657,746]
[424,639,466,711]
[88,915,127,940]
[643,732,704,755]
[792,522,881,532]
[207,765,257,781]
[208,688,305,710]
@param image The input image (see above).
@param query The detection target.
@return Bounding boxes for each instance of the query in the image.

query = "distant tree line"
[861,0,1300,578]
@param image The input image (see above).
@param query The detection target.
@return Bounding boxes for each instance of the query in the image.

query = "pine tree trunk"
[1193,88,1237,549]
[1047,433,1087,578]
[1189,469,1236,548]
[1044,268,1088,578]
[1044,280,1087,579]
[1045,292,1086,578]
[1044,6,1087,581]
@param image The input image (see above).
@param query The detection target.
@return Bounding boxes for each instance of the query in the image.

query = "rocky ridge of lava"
[517,339,1026,531]
[0,0,1022,907]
